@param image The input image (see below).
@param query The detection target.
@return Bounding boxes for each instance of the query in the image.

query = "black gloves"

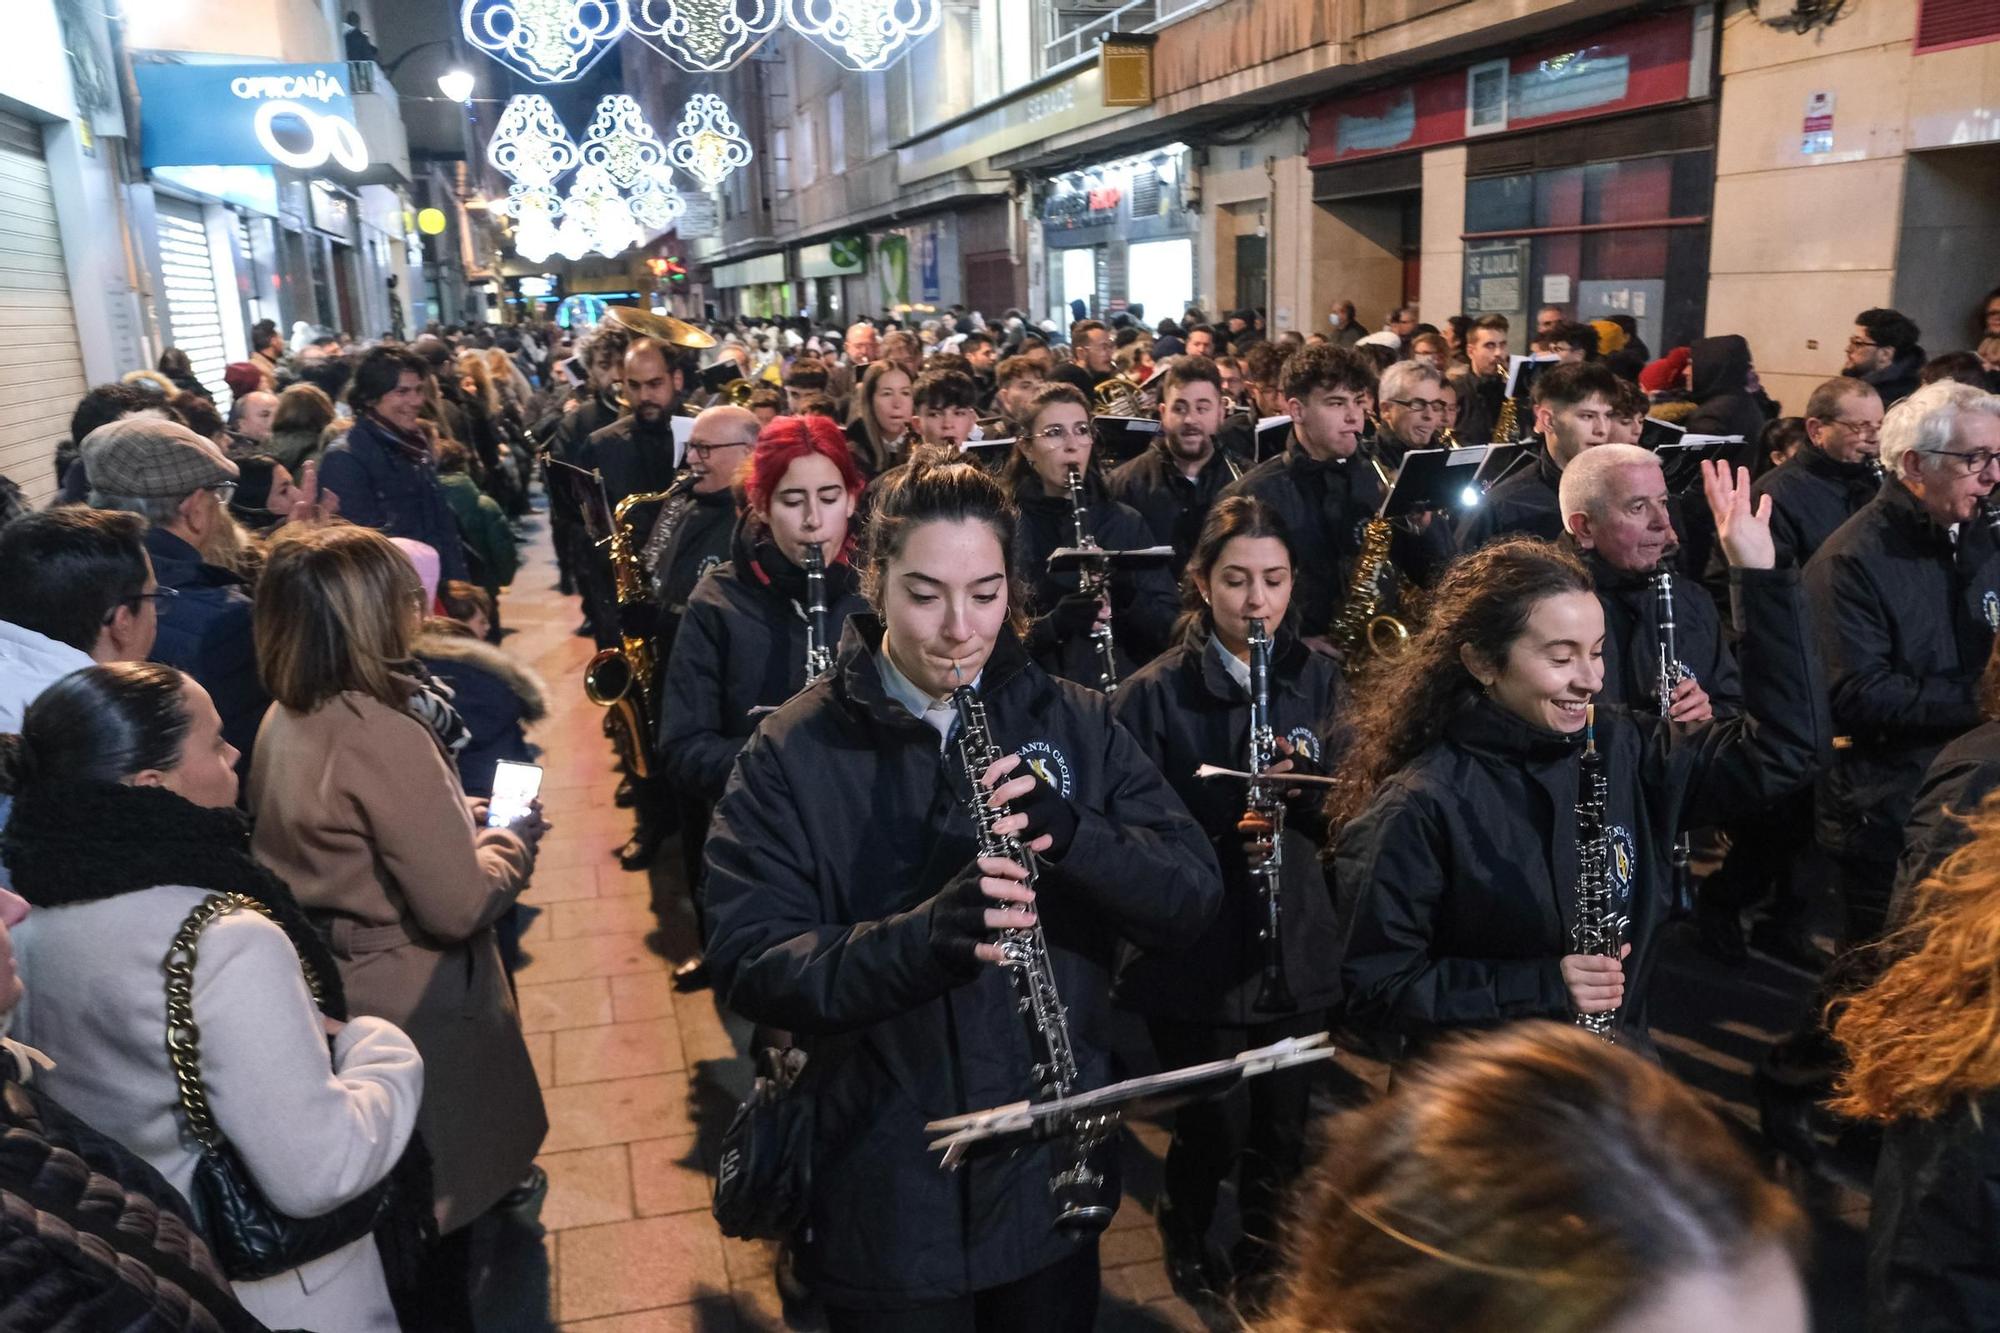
[1044,592,1102,643]
[1010,767,1080,861]
[925,863,996,977]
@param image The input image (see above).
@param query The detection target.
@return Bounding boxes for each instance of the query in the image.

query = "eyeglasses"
[1036,424,1096,442]
[1846,337,1880,351]
[1827,417,1881,437]
[110,586,178,623]
[688,440,749,460]
[205,482,238,504]
[1932,448,2000,476]
[1388,398,1452,415]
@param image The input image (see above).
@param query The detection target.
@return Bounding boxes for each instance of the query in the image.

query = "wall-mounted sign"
[308,180,355,238]
[1801,90,1834,155]
[136,63,368,173]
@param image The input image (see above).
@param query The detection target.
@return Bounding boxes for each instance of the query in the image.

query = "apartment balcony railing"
[1043,0,1216,72]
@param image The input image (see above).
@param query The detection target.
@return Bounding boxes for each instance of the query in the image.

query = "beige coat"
[249,690,542,1233]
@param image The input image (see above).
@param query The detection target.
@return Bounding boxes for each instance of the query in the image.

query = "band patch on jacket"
[1018,740,1073,797]
[1285,727,1320,764]
[1608,825,1636,904]
[695,554,724,581]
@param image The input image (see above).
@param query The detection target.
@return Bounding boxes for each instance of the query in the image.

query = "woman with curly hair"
[1835,798,2000,1327]
[1257,1022,1807,1333]
[1329,463,1826,1047]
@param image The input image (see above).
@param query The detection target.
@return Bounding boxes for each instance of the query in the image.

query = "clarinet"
[949,685,1113,1236]
[1653,570,1695,914]
[1243,619,1295,1014]
[1571,705,1626,1042]
[1064,465,1120,695]
[801,541,833,679]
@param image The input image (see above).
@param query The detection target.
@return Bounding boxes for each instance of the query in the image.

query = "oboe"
[949,685,1113,1235]
[801,541,833,679]
[1653,570,1695,914]
[1064,465,1120,695]
[1243,619,1295,1013]
[1571,705,1626,1042]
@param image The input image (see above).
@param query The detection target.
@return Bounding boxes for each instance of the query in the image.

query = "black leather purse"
[711,1044,813,1241]
[165,893,393,1281]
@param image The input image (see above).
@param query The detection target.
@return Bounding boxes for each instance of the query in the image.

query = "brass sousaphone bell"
[605,305,717,350]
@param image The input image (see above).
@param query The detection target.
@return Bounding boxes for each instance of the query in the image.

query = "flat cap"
[82,416,239,499]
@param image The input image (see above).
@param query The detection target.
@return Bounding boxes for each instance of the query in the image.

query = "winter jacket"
[0,618,90,733]
[657,527,869,804]
[650,487,738,664]
[415,628,546,798]
[1892,719,2000,922]
[1105,442,1249,581]
[1754,443,1883,570]
[1684,335,1771,449]
[1334,569,1826,1045]
[1011,470,1179,689]
[1221,443,1394,635]
[438,471,519,589]
[318,415,469,584]
[1111,630,1347,1023]
[0,1050,267,1333]
[1454,373,1508,449]
[1581,550,1742,717]
[1868,1090,2000,1331]
[1847,345,1926,409]
[249,691,541,1234]
[576,414,683,509]
[1456,445,1564,551]
[703,617,1221,1308]
[1804,479,2000,861]
[264,425,327,474]
[144,527,269,777]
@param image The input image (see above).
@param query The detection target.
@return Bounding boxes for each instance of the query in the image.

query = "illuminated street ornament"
[666,93,752,191]
[553,216,595,261]
[487,95,580,187]
[786,0,941,71]
[580,94,667,190]
[626,165,687,232]
[504,184,564,263]
[564,163,642,257]
[630,0,780,72]
[462,0,628,84]
[556,293,611,328]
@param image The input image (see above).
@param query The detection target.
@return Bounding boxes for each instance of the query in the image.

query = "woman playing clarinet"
[702,448,1221,1331]
[1109,494,1346,1315]
[1330,462,1827,1049]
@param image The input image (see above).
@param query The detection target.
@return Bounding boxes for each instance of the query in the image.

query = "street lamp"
[437,68,476,103]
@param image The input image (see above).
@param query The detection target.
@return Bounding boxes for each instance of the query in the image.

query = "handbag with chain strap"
[164,892,394,1281]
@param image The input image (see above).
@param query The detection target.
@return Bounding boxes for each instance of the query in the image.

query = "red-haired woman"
[657,414,870,918]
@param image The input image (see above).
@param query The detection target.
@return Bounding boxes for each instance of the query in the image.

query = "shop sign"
[1462,239,1530,319]
[309,181,355,239]
[877,233,910,309]
[918,226,941,303]
[799,235,866,278]
[1801,90,1834,155]
[136,63,369,173]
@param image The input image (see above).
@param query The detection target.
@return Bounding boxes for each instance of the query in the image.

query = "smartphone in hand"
[487,761,544,828]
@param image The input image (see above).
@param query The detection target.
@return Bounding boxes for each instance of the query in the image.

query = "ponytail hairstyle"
[1325,537,1594,831]
[1173,495,1297,644]
[863,444,1026,636]
[744,415,868,561]
[0,662,192,797]
[1001,381,1091,491]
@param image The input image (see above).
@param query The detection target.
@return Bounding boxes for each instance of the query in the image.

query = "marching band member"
[845,360,917,476]
[1331,463,1826,1048]
[1105,356,1248,580]
[1759,377,1886,569]
[1372,359,1454,468]
[1456,361,1618,551]
[913,368,983,452]
[1002,384,1178,689]
[1110,496,1345,1313]
[702,450,1220,1332]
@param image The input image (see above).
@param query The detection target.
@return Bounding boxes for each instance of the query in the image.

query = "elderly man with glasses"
[1804,379,2000,953]
[1752,378,1886,570]
[1373,360,1454,467]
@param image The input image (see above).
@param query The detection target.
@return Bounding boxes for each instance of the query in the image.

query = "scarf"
[2,780,348,1020]
[390,661,470,757]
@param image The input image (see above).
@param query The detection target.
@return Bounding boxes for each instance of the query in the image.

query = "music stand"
[1380,446,1492,520]
[1046,545,1175,575]
[1094,416,1163,467]
[1654,437,1742,495]
[548,459,615,545]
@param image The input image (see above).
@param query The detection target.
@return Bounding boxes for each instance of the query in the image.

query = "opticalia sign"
[136,63,369,173]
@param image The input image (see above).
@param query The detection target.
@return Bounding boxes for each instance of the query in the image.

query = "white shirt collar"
[876,645,979,751]
[1208,634,1251,692]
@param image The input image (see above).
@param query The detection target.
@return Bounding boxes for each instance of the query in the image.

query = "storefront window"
[1127,237,1193,328]
[1463,148,1711,352]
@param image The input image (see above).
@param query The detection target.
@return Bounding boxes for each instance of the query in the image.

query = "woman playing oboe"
[1110,495,1346,1313]
[702,448,1220,1331]
[1330,463,1826,1047]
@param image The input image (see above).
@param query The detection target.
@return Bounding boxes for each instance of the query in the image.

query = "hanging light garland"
[630,0,780,72]
[487,94,580,188]
[626,164,688,232]
[667,92,753,191]
[580,94,669,190]
[462,0,629,84]
[786,0,941,71]
[504,183,566,264]
[563,162,643,257]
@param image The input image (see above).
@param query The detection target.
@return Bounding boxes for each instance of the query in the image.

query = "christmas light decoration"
[556,293,611,328]
[666,92,752,191]
[462,0,629,84]
[786,0,941,71]
[487,94,580,187]
[626,165,687,233]
[580,94,668,190]
[629,0,780,72]
[563,162,642,257]
[553,215,595,261]
[504,184,564,263]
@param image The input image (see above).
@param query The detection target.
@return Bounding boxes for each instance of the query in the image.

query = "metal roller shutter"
[0,112,88,509]
[156,197,231,413]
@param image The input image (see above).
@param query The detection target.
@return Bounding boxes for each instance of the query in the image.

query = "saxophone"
[1243,619,1295,1013]
[1328,455,1410,677]
[1493,390,1520,444]
[949,685,1112,1236]
[801,540,833,679]
[1064,465,1119,694]
[583,477,688,781]
[1571,705,1626,1042]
